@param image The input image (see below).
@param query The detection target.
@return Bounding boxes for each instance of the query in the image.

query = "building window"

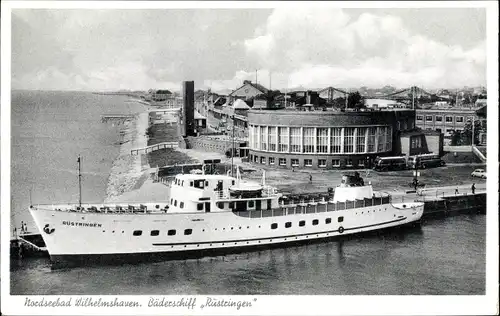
[279,158,286,166]
[316,128,328,153]
[466,116,474,122]
[133,230,142,236]
[290,127,301,153]
[254,155,259,163]
[385,126,392,151]
[271,223,278,229]
[456,116,464,123]
[312,219,319,225]
[330,128,342,153]
[304,159,313,167]
[179,202,184,209]
[332,159,340,167]
[356,127,366,153]
[303,127,315,153]
[269,157,275,165]
[150,230,160,236]
[299,220,306,227]
[425,115,433,122]
[318,159,327,168]
[260,126,267,151]
[445,116,453,123]
[338,216,344,223]
[410,136,422,149]
[260,157,266,164]
[248,200,254,208]
[358,160,365,167]
[343,127,355,153]
[184,229,192,235]
[346,159,353,167]
[325,218,332,224]
[251,125,258,150]
[435,115,443,122]
[291,159,299,167]
[367,127,377,152]
[278,127,289,152]
[416,115,423,121]
[168,229,176,236]
[377,126,386,152]
[268,126,277,151]
[285,222,292,228]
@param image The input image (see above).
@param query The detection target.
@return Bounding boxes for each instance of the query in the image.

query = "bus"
[407,153,445,169]
[373,156,407,171]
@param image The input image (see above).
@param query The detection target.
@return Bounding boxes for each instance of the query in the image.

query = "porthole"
[133,230,142,236]
[271,223,278,229]
[312,219,319,225]
[184,229,193,235]
[285,222,292,228]
[338,216,344,223]
[231,227,234,230]
[299,220,305,227]
[112,230,115,233]
[167,229,176,236]
[202,229,205,232]
[325,218,332,224]
[150,230,160,236]
[155,204,160,209]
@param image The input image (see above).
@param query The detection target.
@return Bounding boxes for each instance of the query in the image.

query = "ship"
[29,167,424,268]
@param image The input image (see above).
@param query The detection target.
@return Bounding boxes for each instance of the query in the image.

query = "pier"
[131,141,179,155]
[11,233,48,259]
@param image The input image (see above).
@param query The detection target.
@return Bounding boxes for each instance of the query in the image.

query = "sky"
[11,7,486,92]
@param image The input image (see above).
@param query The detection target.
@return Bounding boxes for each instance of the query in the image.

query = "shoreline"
[103,109,151,203]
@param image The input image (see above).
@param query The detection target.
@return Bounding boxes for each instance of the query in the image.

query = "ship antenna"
[231,114,235,177]
[78,155,82,207]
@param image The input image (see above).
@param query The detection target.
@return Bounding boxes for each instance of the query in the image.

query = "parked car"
[471,169,486,179]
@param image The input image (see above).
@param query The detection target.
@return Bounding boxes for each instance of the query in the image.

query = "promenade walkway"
[131,141,179,155]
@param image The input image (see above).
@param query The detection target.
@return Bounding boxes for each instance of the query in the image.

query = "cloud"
[244,8,486,89]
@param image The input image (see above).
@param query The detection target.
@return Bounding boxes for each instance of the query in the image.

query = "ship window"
[155,204,160,209]
[190,181,194,187]
[299,220,305,227]
[167,229,176,236]
[133,230,142,236]
[248,201,254,208]
[180,202,184,209]
[184,229,193,235]
[312,219,319,225]
[285,222,292,228]
[174,200,177,206]
[205,181,209,186]
[338,216,344,223]
[197,203,203,211]
[229,202,235,209]
[170,198,173,204]
[217,202,224,209]
[326,218,332,224]
[232,180,235,185]
[150,230,160,236]
[271,223,278,229]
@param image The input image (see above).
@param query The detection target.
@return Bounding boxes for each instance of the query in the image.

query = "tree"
[347,91,364,109]
[450,119,481,145]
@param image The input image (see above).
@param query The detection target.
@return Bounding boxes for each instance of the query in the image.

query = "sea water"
[9,91,486,295]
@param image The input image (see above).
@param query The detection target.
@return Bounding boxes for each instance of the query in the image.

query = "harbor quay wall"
[420,193,486,218]
[186,136,247,155]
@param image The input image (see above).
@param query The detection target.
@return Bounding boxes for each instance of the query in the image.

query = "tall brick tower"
[182,81,195,137]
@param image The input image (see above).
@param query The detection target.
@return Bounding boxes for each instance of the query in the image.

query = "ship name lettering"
[62,221,102,228]
[148,297,197,309]
[200,297,253,310]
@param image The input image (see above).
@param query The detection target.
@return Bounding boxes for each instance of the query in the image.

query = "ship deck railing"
[215,186,279,200]
[31,203,169,214]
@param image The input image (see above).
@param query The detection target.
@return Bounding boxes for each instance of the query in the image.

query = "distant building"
[229,80,269,100]
[151,89,172,101]
[365,99,405,109]
[475,98,487,108]
[415,107,486,139]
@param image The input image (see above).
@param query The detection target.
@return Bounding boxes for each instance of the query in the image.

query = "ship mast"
[78,155,82,207]
[231,115,235,176]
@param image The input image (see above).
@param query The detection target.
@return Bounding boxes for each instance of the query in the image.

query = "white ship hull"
[30,200,423,268]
